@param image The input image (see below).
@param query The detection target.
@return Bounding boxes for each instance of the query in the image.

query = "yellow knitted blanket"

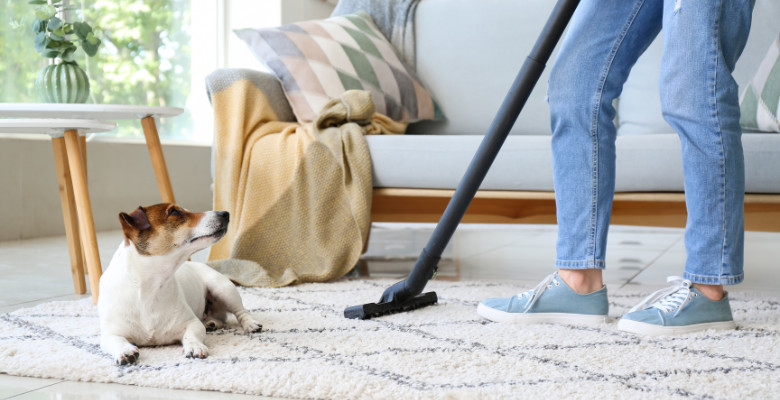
[206,71,405,287]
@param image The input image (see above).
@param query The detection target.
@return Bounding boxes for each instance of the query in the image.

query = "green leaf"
[34,31,46,45]
[48,17,62,30]
[34,5,56,20]
[44,40,60,50]
[86,32,99,45]
[34,9,49,20]
[39,37,52,52]
[72,21,92,39]
[82,40,98,57]
[32,19,44,34]
[28,0,47,4]
[61,46,77,62]
[49,32,64,42]
[43,50,60,58]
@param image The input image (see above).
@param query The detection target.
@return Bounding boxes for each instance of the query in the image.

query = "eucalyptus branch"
[29,0,102,62]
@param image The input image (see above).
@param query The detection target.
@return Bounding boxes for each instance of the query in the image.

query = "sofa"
[216,0,780,232]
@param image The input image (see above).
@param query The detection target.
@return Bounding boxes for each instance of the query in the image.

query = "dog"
[98,203,262,365]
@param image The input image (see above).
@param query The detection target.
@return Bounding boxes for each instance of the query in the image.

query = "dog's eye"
[168,208,182,217]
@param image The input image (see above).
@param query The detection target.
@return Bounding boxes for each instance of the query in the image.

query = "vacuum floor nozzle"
[344,292,438,320]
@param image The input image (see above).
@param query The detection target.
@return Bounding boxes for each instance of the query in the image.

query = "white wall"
[281,0,335,25]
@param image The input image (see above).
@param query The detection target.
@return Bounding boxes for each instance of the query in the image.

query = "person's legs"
[478,0,663,324]
[548,0,661,291]
[618,0,754,336]
[660,0,753,290]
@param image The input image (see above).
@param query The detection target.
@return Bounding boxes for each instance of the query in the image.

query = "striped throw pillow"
[235,12,440,124]
[740,33,780,132]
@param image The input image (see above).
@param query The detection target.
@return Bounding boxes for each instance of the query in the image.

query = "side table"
[0,119,117,304]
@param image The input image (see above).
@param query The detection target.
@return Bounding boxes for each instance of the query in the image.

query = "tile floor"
[1,223,779,399]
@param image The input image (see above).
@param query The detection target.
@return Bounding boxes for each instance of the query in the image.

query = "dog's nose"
[217,211,229,223]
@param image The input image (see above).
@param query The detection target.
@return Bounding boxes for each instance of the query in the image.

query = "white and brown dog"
[98,203,262,365]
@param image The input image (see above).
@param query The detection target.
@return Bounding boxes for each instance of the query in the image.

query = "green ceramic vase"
[35,61,90,103]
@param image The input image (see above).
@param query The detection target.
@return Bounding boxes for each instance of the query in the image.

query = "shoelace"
[628,276,696,316]
[517,272,560,312]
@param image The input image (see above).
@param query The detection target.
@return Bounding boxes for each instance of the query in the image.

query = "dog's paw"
[204,318,224,332]
[183,342,209,359]
[114,345,140,366]
[238,313,263,333]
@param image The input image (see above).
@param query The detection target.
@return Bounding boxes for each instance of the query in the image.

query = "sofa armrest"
[205,68,296,123]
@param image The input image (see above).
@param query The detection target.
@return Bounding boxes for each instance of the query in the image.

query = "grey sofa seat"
[366,134,780,193]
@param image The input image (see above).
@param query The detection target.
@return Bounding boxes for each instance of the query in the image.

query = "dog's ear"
[119,206,151,235]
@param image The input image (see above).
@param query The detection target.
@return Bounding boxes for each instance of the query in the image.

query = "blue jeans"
[547,0,754,285]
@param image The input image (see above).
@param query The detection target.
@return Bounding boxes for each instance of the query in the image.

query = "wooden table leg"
[79,135,87,180]
[78,135,88,270]
[51,137,87,295]
[63,129,102,304]
[141,116,176,204]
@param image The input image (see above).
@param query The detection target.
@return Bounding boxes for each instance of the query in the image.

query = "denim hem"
[683,271,744,286]
[555,260,606,270]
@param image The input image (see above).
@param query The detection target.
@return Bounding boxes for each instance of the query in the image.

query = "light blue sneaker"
[617,276,736,336]
[477,272,609,327]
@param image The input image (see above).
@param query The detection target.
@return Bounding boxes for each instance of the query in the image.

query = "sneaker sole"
[617,318,736,336]
[477,303,608,327]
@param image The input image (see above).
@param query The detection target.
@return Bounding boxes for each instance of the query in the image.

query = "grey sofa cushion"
[366,133,780,193]
[367,135,555,190]
[408,0,557,136]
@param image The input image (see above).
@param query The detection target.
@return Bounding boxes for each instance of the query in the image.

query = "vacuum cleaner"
[345,0,581,320]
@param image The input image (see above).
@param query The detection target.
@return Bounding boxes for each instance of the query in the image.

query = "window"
[2,0,200,141]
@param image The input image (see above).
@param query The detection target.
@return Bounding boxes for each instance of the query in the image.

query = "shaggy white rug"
[1,279,779,399]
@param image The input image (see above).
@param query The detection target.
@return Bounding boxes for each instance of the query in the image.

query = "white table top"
[0,103,183,120]
[0,119,117,137]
